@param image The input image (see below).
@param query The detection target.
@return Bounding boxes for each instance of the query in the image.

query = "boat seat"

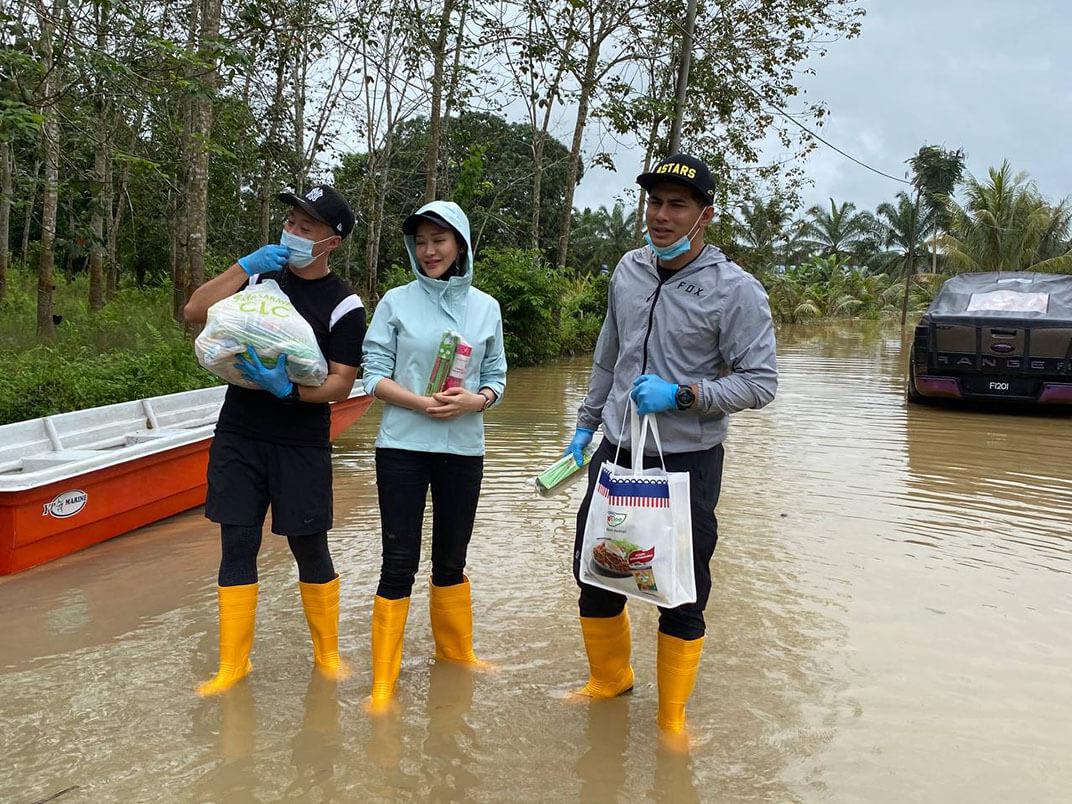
[20,450,110,472]
[125,429,200,443]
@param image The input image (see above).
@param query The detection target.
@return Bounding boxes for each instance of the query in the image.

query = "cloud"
[573,0,1072,217]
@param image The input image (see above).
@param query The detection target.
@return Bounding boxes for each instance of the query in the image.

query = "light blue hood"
[404,200,475,286]
[362,201,508,456]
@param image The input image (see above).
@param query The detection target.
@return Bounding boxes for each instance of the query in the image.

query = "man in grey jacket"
[565,154,777,746]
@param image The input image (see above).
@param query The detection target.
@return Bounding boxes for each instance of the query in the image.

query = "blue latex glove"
[237,244,289,276]
[236,347,294,399]
[565,428,595,467]
[631,374,678,416]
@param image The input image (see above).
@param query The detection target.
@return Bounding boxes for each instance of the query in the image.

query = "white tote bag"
[579,403,696,608]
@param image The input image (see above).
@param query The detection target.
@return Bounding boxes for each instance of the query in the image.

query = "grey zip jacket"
[577,243,777,453]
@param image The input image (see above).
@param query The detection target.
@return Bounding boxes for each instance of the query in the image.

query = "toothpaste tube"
[443,342,472,390]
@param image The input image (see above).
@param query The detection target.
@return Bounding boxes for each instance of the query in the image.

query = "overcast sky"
[572,0,1072,216]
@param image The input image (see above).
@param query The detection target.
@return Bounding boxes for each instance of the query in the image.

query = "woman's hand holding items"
[237,244,290,276]
[426,387,486,419]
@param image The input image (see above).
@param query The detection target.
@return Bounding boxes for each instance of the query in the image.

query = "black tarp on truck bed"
[925,271,1072,323]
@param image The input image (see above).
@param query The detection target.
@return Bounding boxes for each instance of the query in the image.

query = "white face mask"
[280,229,333,269]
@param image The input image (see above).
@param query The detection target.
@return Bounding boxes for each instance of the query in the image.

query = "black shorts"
[205,430,333,536]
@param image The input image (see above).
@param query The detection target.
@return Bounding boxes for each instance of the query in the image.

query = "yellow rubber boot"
[575,609,635,698]
[368,595,410,714]
[299,575,351,681]
[197,583,258,697]
[428,577,485,666]
[656,632,705,738]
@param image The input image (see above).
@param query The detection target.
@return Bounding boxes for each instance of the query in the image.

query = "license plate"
[960,375,1040,397]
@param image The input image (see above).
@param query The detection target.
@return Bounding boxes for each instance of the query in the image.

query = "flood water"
[2,322,1071,802]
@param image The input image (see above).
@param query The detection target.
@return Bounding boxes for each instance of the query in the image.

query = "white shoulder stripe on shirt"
[329,294,364,330]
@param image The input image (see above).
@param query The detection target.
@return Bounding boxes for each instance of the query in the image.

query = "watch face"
[676,386,696,408]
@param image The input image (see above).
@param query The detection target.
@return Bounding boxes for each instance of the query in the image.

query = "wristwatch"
[675,384,696,410]
[284,383,301,404]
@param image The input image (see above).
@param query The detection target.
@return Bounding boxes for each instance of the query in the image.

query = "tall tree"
[907,144,965,274]
[34,0,68,339]
[874,191,934,278]
[799,199,875,262]
[941,162,1072,276]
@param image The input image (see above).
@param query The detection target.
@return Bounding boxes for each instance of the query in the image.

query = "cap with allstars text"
[278,184,356,239]
[636,154,715,205]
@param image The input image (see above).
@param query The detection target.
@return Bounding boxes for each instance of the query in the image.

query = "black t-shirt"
[215,268,366,447]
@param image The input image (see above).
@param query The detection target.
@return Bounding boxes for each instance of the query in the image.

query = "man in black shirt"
[184,185,365,696]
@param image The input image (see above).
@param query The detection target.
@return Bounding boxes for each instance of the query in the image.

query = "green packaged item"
[534,443,598,497]
[425,331,461,395]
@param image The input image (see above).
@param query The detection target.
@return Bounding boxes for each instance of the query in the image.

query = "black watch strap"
[285,383,301,403]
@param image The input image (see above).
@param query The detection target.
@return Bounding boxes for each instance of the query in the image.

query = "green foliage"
[0,268,217,425]
[942,162,1072,273]
[560,272,610,354]
[763,256,940,324]
[474,248,561,366]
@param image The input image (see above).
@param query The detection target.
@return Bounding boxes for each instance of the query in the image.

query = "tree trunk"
[635,117,661,242]
[292,29,307,192]
[931,226,938,273]
[900,189,922,326]
[36,0,64,339]
[184,0,222,306]
[555,49,599,271]
[20,159,41,265]
[440,0,469,188]
[667,0,698,154]
[365,133,394,301]
[0,140,11,302]
[89,144,106,311]
[423,0,458,203]
[106,152,123,297]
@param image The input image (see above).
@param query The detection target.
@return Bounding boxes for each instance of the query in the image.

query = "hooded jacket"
[577,243,777,454]
[362,201,507,456]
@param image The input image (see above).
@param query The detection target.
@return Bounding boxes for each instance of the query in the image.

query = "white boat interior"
[0,386,366,493]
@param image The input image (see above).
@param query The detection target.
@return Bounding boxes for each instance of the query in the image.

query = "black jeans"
[375,448,484,600]
[573,438,724,641]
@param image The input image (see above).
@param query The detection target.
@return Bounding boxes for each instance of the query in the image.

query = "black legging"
[374,448,484,599]
[218,525,336,586]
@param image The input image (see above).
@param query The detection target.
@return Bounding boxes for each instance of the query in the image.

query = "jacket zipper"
[641,273,673,373]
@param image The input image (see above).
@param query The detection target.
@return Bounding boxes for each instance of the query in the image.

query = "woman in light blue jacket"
[361,200,506,712]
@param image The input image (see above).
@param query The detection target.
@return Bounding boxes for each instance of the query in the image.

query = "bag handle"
[628,402,668,474]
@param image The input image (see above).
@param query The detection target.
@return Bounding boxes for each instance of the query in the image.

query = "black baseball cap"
[636,154,716,205]
[402,210,462,241]
[278,184,356,239]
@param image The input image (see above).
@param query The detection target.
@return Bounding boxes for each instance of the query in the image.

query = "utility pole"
[668,0,699,154]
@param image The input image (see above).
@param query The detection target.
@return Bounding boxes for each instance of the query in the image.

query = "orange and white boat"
[0,386,373,575]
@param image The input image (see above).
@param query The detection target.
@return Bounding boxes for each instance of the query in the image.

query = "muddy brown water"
[2,322,1070,802]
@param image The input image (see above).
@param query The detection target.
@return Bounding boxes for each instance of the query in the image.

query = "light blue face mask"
[644,207,711,261]
[280,229,333,269]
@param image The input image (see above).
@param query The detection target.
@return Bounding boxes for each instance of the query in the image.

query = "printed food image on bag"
[579,403,695,608]
[590,538,659,593]
[195,279,328,389]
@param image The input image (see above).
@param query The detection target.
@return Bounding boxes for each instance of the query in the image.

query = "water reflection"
[2,322,1071,801]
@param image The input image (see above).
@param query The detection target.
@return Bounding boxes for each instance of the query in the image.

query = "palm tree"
[942,162,1072,273]
[874,192,935,277]
[798,199,876,262]
[570,203,638,274]
[733,197,791,274]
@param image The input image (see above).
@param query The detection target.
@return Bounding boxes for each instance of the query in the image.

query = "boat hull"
[0,393,374,576]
